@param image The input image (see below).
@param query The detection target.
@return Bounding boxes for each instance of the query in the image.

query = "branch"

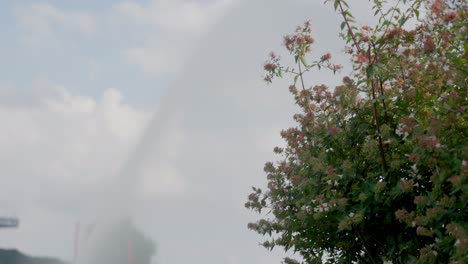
[382,0,402,35]
[367,45,388,173]
[337,0,361,53]
[372,79,389,173]
[378,78,389,121]
[297,62,307,91]
[297,62,315,115]
[357,230,378,264]
[336,0,388,172]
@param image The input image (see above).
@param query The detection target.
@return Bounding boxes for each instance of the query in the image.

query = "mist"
[106,1,344,263]
[0,0,373,263]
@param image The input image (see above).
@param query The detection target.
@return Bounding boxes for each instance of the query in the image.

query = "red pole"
[127,239,133,264]
[73,222,80,264]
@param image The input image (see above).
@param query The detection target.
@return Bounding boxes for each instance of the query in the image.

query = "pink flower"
[333,64,344,71]
[304,35,315,44]
[444,12,458,23]
[263,63,277,71]
[423,35,436,53]
[296,132,305,141]
[356,53,369,64]
[295,35,306,45]
[431,0,443,17]
[320,52,332,61]
[283,35,296,51]
[327,126,339,136]
[290,175,301,186]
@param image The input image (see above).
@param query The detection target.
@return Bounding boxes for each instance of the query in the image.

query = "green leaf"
[342,0,349,8]
[345,10,354,19]
[357,79,366,86]
[399,16,408,26]
[300,55,307,66]
[366,65,375,78]
[294,74,299,85]
[341,21,346,30]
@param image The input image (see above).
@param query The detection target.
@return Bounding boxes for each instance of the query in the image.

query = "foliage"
[246,0,467,263]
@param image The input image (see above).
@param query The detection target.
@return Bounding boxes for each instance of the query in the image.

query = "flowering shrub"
[246,0,467,263]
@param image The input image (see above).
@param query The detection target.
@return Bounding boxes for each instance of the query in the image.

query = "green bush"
[246,1,467,263]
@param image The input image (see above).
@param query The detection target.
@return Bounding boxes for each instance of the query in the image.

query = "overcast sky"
[0,0,376,263]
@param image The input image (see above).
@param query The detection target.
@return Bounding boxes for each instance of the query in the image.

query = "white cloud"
[0,85,197,256]
[0,87,152,188]
[16,3,97,44]
[43,87,97,116]
[113,0,235,34]
[0,86,175,208]
[116,0,238,77]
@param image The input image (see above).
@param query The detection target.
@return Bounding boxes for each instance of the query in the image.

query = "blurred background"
[0,0,375,263]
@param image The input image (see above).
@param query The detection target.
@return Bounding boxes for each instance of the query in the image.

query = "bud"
[320,52,332,61]
[296,35,306,45]
[263,63,277,71]
[304,35,315,44]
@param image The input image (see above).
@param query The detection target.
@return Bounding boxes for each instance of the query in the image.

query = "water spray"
[128,238,133,264]
[73,222,80,264]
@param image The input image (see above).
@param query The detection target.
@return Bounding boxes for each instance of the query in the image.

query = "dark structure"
[0,217,19,228]
[0,218,66,264]
[0,249,66,264]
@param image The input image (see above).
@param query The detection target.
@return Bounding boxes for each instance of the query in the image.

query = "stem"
[279,66,300,75]
[382,0,402,35]
[371,79,388,172]
[298,62,315,115]
[357,230,378,264]
[338,0,388,173]
[371,41,386,117]
[377,0,421,53]
[379,79,389,121]
[298,62,307,91]
[366,43,389,174]
[337,0,361,53]
[398,59,408,90]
